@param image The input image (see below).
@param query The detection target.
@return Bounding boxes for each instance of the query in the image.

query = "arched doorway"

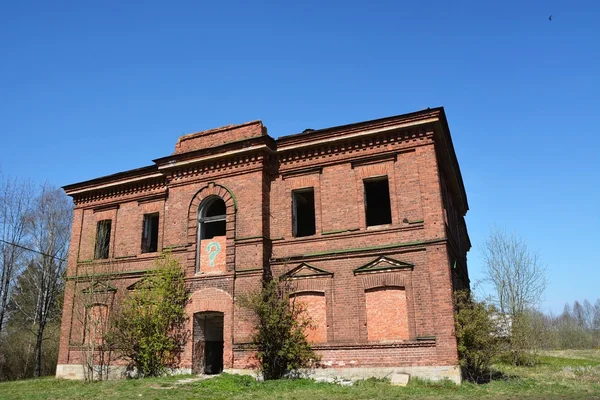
[192,311,224,374]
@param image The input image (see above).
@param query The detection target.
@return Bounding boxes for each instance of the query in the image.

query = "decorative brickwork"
[57,108,471,382]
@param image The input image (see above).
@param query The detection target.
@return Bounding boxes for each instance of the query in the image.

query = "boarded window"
[291,292,327,343]
[94,220,111,259]
[365,287,409,341]
[141,213,159,253]
[86,304,108,345]
[292,188,316,237]
[364,177,392,226]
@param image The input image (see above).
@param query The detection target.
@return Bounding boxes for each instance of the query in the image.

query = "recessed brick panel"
[366,287,409,341]
[292,292,327,343]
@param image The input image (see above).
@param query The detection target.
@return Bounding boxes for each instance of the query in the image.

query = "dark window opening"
[199,198,226,240]
[94,220,111,259]
[202,221,226,239]
[364,177,392,226]
[204,200,226,217]
[293,188,316,237]
[141,213,159,253]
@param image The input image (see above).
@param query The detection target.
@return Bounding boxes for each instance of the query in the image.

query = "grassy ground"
[0,350,598,400]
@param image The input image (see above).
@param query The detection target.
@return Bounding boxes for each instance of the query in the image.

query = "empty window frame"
[292,188,316,237]
[141,213,159,253]
[199,197,227,240]
[364,177,392,226]
[94,220,112,259]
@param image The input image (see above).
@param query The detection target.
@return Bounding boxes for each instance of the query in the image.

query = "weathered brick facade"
[56,107,470,382]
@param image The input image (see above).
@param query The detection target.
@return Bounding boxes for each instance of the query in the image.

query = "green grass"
[1,350,599,400]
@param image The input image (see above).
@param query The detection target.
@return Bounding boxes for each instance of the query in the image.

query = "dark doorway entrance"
[192,312,224,375]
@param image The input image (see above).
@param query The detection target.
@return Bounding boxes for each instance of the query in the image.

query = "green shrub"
[108,253,189,377]
[454,290,502,382]
[239,278,319,380]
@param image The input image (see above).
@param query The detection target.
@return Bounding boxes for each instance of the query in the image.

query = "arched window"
[196,197,227,272]
[198,196,226,239]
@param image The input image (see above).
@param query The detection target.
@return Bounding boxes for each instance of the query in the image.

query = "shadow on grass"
[463,368,519,384]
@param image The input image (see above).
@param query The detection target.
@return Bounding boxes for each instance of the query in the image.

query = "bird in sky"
[549,15,553,21]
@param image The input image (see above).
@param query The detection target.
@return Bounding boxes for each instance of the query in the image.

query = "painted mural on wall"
[199,236,226,273]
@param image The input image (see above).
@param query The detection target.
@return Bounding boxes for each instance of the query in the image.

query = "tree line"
[456,227,599,382]
[530,299,600,350]
[0,173,72,380]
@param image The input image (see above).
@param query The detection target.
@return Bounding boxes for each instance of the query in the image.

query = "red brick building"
[56,107,470,382]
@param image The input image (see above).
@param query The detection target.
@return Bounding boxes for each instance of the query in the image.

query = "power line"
[0,239,67,262]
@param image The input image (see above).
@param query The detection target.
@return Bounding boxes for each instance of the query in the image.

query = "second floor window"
[199,197,226,240]
[292,188,316,237]
[94,219,111,259]
[364,177,392,227]
[141,213,159,253]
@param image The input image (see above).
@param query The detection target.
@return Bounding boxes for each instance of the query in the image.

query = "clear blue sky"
[1,1,598,313]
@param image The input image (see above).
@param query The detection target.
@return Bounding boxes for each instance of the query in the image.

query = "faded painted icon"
[206,241,222,267]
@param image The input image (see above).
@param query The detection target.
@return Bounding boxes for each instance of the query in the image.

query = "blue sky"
[1,1,598,313]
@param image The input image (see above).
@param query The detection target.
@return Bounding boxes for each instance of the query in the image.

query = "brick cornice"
[275,108,442,149]
[154,135,275,168]
[276,129,432,167]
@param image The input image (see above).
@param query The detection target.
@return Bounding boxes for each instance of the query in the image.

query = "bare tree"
[594,299,600,332]
[22,185,72,377]
[481,227,547,364]
[0,174,33,334]
[3,260,64,379]
[482,228,547,316]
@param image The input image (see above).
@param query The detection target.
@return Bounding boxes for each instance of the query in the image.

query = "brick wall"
[174,121,266,154]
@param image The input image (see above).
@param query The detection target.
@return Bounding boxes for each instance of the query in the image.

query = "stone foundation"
[55,364,192,380]
[57,363,460,384]
[229,365,461,384]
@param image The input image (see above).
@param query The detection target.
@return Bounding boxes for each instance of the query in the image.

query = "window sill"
[366,223,393,230]
[274,223,424,246]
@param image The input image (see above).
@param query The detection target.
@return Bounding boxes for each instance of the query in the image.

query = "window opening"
[292,188,316,237]
[364,177,392,226]
[94,220,111,259]
[199,198,226,240]
[141,213,159,253]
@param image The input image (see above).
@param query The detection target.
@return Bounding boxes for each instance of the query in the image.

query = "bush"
[109,253,189,377]
[240,278,319,380]
[454,290,502,382]
[505,313,538,366]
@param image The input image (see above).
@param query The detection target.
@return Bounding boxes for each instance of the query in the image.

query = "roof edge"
[276,107,443,145]
[62,165,160,194]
